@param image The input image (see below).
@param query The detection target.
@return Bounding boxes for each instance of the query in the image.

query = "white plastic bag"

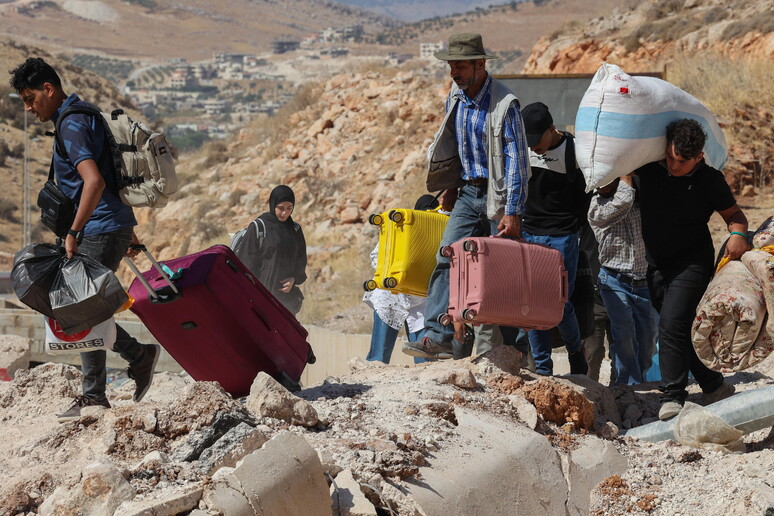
[44,316,117,355]
[673,401,744,454]
[575,63,728,191]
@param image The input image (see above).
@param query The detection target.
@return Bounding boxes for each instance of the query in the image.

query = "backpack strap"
[563,131,576,173]
[53,104,124,193]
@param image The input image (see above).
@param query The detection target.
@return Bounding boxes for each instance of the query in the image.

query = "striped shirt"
[448,74,529,216]
[587,181,648,279]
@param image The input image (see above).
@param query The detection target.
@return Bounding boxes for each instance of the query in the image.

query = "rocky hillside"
[0,0,395,61]
[0,39,141,262]
[522,0,773,75]
[521,0,774,213]
[130,66,442,329]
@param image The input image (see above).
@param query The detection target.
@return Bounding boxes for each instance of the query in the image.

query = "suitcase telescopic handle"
[124,244,180,298]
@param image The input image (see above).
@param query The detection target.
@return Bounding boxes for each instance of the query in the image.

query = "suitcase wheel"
[462,308,477,321]
[388,210,404,223]
[440,245,454,258]
[438,313,452,326]
[462,240,478,253]
[369,214,383,226]
[363,279,377,292]
[383,277,398,289]
[307,346,317,364]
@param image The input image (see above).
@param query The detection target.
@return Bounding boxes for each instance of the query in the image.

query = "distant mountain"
[332,0,519,22]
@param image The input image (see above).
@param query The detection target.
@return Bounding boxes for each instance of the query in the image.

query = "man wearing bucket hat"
[402,33,530,360]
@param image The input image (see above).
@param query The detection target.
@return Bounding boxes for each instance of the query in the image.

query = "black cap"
[522,102,553,147]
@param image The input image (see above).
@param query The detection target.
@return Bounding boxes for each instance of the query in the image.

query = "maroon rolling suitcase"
[441,236,568,330]
[125,244,314,397]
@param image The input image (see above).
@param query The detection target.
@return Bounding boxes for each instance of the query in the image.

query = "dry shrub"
[721,11,774,41]
[667,53,774,118]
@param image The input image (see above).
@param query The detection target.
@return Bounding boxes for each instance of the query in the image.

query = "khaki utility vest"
[427,76,523,220]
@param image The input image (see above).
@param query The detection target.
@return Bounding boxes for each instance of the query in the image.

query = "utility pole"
[8,93,29,247]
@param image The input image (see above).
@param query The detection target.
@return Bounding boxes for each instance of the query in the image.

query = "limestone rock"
[331,469,377,516]
[38,461,135,516]
[197,423,269,474]
[420,367,478,390]
[245,372,319,427]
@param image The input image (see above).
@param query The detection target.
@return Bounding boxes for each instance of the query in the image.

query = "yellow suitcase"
[364,208,448,297]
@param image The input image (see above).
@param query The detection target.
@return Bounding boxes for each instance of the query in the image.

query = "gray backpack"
[54,102,177,208]
[229,218,266,254]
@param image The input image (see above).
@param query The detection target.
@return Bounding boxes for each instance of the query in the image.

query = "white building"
[420,41,445,59]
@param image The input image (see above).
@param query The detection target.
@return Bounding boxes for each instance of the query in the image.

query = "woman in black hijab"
[235,185,307,314]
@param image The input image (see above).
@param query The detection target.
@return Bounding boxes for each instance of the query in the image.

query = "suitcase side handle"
[560,270,569,303]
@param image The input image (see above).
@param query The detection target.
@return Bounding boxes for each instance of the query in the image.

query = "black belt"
[604,267,648,287]
[465,177,488,186]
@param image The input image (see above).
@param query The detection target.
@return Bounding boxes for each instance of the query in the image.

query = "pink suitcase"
[125,245,314,396]
[442,237,568,329]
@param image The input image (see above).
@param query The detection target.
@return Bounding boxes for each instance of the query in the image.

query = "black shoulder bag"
[37,159,76,239]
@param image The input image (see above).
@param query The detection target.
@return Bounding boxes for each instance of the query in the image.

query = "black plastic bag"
[11,243,66,317]
[50,255,128,334]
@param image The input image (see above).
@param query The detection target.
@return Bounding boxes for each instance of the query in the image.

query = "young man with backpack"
[10,57,160,422]
[520,102,591,376]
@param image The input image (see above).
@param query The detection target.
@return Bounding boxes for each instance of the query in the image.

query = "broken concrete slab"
[0,334,31,381]
[565,435,628,516]
[245,372,319,427]
[233,431,331,516]
[114,487,203,516]
[402,408,567,515]
[197,422,269,474]
[330,469,377,516]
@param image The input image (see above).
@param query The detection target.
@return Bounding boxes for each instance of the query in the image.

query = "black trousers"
[647,262,724,403]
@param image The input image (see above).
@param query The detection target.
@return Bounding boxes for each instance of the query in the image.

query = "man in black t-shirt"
[520,102,591,376]
[635,119,748,421]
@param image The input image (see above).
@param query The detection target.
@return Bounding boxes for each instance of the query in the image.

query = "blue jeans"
[78,227,144,401]
[423,183,498,344]
[367,312,426,364]
[523,232,581,375]
[598,268,658,385]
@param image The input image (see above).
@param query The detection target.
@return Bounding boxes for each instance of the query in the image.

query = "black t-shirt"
[635,159,736,268]
[522,132,590,235]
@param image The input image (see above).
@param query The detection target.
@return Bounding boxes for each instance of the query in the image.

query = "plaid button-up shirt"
[448,75,529,216]
[588,181,648,279]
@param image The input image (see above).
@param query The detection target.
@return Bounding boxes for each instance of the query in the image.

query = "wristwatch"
[67,229,84,244]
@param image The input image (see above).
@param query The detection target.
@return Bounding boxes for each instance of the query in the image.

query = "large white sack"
[575,63,728,191]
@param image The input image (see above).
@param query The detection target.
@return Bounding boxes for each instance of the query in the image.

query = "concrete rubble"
[0,337,771,515]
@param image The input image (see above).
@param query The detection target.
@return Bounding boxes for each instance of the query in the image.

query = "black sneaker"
[128,344,160,402]
[568,350,589,376]
[57,395,111,423]
[402,336,453,360]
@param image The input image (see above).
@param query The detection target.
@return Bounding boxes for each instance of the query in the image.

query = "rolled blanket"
[692,260,773,372]
[741,249,774,338]
[752,216,774,249]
